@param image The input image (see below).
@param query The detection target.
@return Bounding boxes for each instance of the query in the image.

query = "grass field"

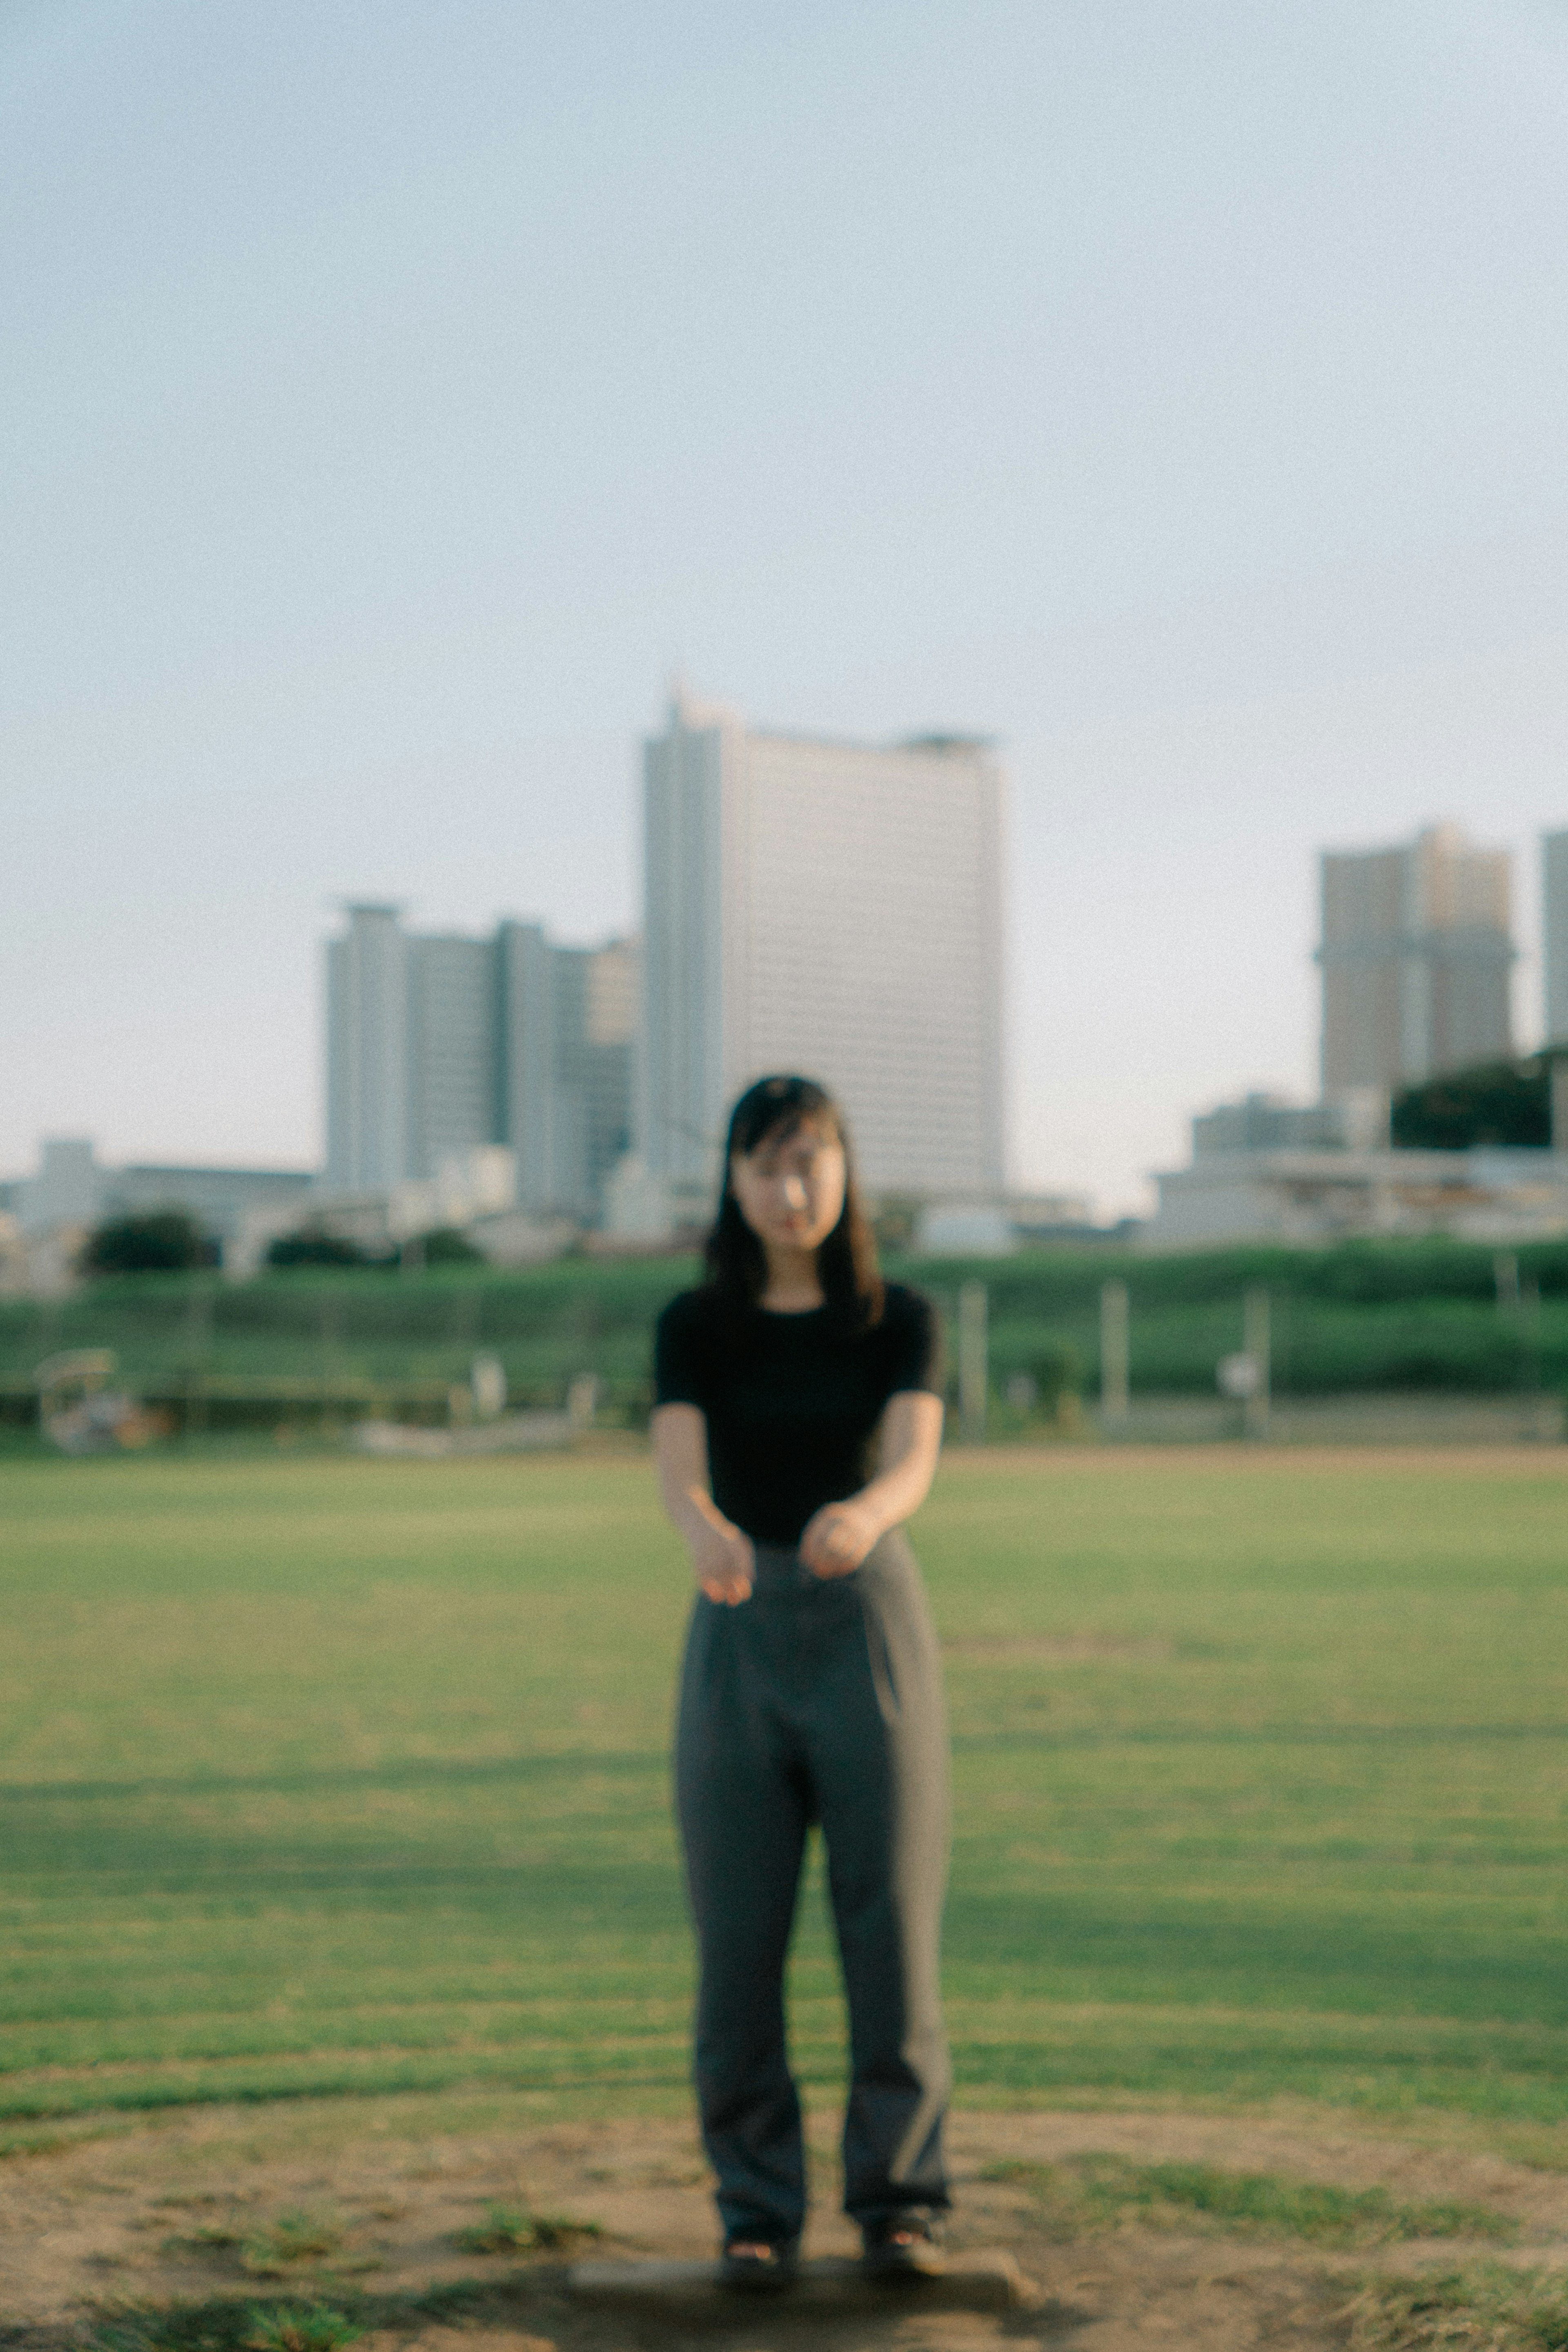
[4,1444,1568,2153]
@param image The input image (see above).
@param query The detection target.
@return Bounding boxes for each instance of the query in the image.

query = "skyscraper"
[406,934,498,1180]
[640,693,1005,1211]
[552,937,638,1220]
[1318,824,1514,1093]
[325,905,408,1191]
[325,907,637,1221]
[495,923,638,1216]
[1542,830,1568,1047]
[496,919,560,1210]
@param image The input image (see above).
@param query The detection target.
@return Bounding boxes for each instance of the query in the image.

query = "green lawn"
[2,1447,1567,2142]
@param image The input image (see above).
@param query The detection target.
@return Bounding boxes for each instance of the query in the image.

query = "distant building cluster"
[13,705,1568,1287]
[1154,823,1568,1247]
[3,692,1016,1289]
[326,906,637,1223]
[315,694,1009,1262]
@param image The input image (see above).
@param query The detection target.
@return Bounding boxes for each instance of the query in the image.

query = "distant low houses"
[1152,1139,1568,1248]
[0,1140,316,1294]
[1153,1066,1568,1248]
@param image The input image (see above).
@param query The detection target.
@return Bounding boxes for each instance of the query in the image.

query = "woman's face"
[730,1119,847,1257]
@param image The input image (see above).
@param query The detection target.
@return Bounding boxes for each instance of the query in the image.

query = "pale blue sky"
[4,0,1567,1210]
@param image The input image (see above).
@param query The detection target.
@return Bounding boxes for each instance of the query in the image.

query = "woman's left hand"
[799,1498,882,1579]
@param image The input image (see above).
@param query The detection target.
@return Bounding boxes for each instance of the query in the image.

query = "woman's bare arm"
[798,1390,944,1578]
[651,1402,755,1605]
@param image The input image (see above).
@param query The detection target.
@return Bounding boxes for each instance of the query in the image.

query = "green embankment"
[2,1234,1567,1427]
[3,1448,1567,2135]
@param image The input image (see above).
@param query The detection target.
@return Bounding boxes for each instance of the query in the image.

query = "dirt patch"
[2,2105,1566,2349]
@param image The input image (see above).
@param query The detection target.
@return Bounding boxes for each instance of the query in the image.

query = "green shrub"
[454,2201,601,2254]
[1346,2264,1568,2351]
[416,1227,485,1266]
[243,2306,362,2352]
[82,1213,216,1275]
[1393,1059,1552,1150]
[240,2213,343,2274]
[1029,1340,1080,1408]
[265,1233,385,1270]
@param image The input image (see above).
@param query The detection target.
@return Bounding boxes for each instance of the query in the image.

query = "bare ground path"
[4,2105,1568,2352]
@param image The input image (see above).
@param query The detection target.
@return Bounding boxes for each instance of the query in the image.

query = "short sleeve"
[884,1287,945,1397]
[653,1291,710,1409]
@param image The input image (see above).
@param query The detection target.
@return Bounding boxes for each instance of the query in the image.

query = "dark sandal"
[719,2236,800,2291]
[862,2214,945,2280]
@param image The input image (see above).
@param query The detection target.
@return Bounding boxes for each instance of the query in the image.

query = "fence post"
[1243,1286,1271,1441]
[1100,1280,1129,1424]
[1521,1274,1542,1418]
[958,1281,988,1445]
[184,1277,214,1438]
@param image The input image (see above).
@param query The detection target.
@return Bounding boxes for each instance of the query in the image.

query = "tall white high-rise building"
[326,905,409,1190]
[1542,830,1568,1047]
[639,693,1005,1212]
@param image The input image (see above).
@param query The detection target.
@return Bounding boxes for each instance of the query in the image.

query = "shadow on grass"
[951,1722,1568,1755]
[10,1721,1568,1813]
[948,1891,1568,2027]
[0,2272,572,2352]
[0,1750,666,1807]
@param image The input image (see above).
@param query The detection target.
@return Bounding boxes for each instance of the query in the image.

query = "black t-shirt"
[653,1282,944,1545]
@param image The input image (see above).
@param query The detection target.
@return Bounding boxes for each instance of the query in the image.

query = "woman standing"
[652,1075,952,2290]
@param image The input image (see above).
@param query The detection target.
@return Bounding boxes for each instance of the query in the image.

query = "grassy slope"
[2,1449,1567,2133]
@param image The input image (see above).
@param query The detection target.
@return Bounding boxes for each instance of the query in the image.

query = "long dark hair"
[705,1075,884,1333]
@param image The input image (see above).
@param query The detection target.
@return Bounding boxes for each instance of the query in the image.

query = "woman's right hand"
[691,1520,755,1606]
[653,1402,754,1605]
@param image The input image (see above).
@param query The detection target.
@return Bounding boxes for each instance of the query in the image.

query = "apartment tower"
[1542,830,1568,1047]
[325,905,408,1192]
[640,692,1005,1213]
[325,906,637,1221]
[1318,824,1514,1093]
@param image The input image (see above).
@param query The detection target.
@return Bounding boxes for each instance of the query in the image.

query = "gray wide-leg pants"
[675,1529,951,2246]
